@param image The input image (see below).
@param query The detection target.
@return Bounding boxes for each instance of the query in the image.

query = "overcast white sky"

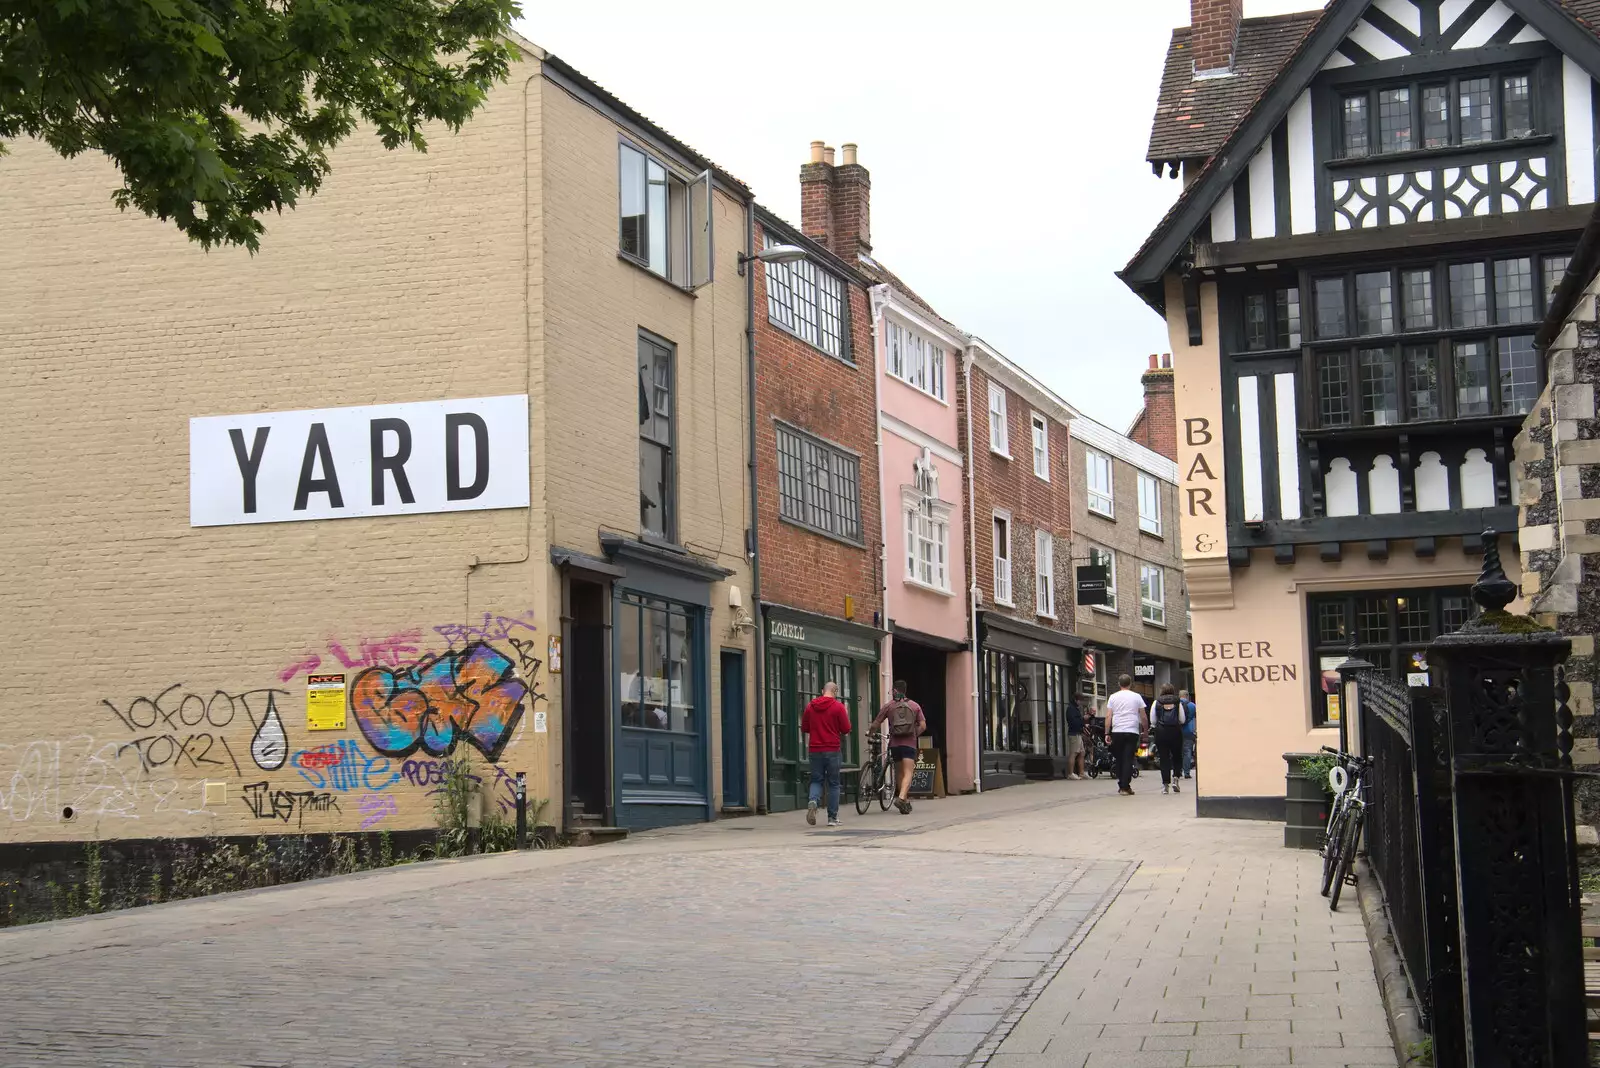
[514,1,1321,432]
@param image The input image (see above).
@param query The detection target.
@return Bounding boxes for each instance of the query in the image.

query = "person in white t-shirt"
[1103,674,1149,796]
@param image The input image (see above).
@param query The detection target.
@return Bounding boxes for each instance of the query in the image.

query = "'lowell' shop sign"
[190,395,530,526]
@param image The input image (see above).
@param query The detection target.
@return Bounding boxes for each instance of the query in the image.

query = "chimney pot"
[842,143,858,166]
[1162,353,1172,369]
[1148,354,1159,370]
[809,140,825,164]
[824,145,836,166]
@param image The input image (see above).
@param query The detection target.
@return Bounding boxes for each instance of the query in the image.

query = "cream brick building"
[0,36,755,842]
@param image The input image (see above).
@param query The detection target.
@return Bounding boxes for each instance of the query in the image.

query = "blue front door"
[720,650,747,808]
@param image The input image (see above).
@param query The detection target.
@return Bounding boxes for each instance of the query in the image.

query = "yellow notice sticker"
[306,673,347,731]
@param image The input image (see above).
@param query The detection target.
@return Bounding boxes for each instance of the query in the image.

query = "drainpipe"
[745,202,767,814]
[964,345,982,794]
[870,285,892,720]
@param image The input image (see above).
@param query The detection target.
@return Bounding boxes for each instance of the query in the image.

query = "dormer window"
[1337,69,1538,160]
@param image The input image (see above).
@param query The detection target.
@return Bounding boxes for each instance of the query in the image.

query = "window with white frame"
[886,319,946,401]
[1088,545,1117,611]
[1137,472,1162,536]
[993,514,1012,604]
[904,452,951,590]
[1035,530,1055,617]
[988,383,1009,454]
[1031,414,1049,480]
[1140,564,1166,626]
[1086,450,1114,517]
[764,236,848,360]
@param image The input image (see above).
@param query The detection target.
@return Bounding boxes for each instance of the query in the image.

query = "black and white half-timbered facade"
[1121,0,1600,817]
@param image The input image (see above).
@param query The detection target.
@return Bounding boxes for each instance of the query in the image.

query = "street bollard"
[515,771,527,850]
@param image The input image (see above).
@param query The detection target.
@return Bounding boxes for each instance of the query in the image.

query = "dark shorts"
[889,745,919,763]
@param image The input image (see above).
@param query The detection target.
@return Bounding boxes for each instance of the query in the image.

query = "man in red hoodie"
[801,680,852,827]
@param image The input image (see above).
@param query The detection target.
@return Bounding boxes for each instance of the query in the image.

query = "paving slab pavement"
[0,777,1393,1067]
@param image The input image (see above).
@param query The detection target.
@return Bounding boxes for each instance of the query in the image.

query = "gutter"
[964,344,983,793]
[1536,201,1600,351]
[745,202,767,814]
[870,285,893,720]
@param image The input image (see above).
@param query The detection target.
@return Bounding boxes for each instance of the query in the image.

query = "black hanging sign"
[1076,564,1109,607]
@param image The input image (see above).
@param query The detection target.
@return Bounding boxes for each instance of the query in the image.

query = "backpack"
[886,699,919,737]
[1154,698,1183,730]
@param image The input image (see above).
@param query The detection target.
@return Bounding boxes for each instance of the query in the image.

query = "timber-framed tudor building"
[1122,0,1600,817]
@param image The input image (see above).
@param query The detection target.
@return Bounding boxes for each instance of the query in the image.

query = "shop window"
[1307,587,1471,727]
[619,593,699,734]
[982,651,1067,758]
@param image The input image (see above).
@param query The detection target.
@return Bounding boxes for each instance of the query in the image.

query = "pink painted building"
[798,141,973,792]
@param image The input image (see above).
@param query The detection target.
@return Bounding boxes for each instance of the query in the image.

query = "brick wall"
[1130,358,1177,462]
[1515,292,1600,824]
[960,364,1075,634]
[753,221,882,624]
[1190,0,1243,74]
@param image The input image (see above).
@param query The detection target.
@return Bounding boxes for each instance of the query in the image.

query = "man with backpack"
[870,679,926,814]
[1180,688,1197,779]
[1150,683,1188,794]
[800,680,852,827]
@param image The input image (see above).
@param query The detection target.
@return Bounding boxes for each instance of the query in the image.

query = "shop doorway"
[567,579,609,824]
[891,638,947,769]
[720,650,747,809]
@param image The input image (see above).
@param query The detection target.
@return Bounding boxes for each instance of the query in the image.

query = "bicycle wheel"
[855,762,875,815]
[1329,807,1363,911]
[1320,799,1349,896]
[878,759,895,810]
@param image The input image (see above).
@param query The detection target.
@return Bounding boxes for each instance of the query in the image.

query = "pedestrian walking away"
[801,681,852,827]
[1180,688,1197,779]
[1150,683,1186,794]
[1065,695,1086,780]
[869,680,925,813]
[1104,675,1147,796]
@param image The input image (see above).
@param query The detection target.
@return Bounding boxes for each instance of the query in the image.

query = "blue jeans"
[1183,734,1196,776]
[808,750,842,820]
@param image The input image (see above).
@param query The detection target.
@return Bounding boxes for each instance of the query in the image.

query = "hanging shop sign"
[190,394,530,526]
[1076,565,1109,607]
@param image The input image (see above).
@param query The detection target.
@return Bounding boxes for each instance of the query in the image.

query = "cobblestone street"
[0,780,1391,1067]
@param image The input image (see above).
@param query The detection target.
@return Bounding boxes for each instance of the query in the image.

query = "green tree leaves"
[0,0,521,250]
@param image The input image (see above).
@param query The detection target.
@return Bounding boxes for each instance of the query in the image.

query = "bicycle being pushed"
[855,730,897,814]
[1317,745,1372,911]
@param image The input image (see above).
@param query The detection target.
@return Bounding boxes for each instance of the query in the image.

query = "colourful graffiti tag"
[292,738,401,792]
[349,643,526,761]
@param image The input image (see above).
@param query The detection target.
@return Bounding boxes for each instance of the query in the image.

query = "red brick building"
[959,341,1082,786]
[752,205,883,813]
[1126,354,1177,462]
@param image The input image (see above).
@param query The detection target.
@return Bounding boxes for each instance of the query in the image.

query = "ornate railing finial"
[1472,528,1517,615]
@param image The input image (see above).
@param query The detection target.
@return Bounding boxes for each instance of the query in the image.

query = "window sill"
[777,514,866,550]
[993,597,1015,609]
[904,576,955,597]
[1037,611,1057,622]
[639,531,685,553]
[990,447,1012,460]
[886,373,949,407]
[1142,617,1168,630]
[1325,132,1555,171]
[1139,526,1164,540]
[1087,505,1115,521]
[1034,472,1051,483]
[618,251,696,295]
[1091,604,1119,616]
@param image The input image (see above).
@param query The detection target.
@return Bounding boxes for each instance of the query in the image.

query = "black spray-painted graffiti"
[240,781,341,827]
[117,733,242,776]
[102,685,290,772]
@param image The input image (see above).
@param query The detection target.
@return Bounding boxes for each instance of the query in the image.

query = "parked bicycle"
[1317,745,1372,911]
[854,730,896,815]
[1084,715,1137,781]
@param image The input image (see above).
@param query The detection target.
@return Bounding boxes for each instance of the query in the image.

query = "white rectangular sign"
[190,394,530,527]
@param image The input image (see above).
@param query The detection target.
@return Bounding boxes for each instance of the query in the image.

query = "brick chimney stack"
[1190,0,1243,77]
[1131,353,1178,462]
[799,140,872,260]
